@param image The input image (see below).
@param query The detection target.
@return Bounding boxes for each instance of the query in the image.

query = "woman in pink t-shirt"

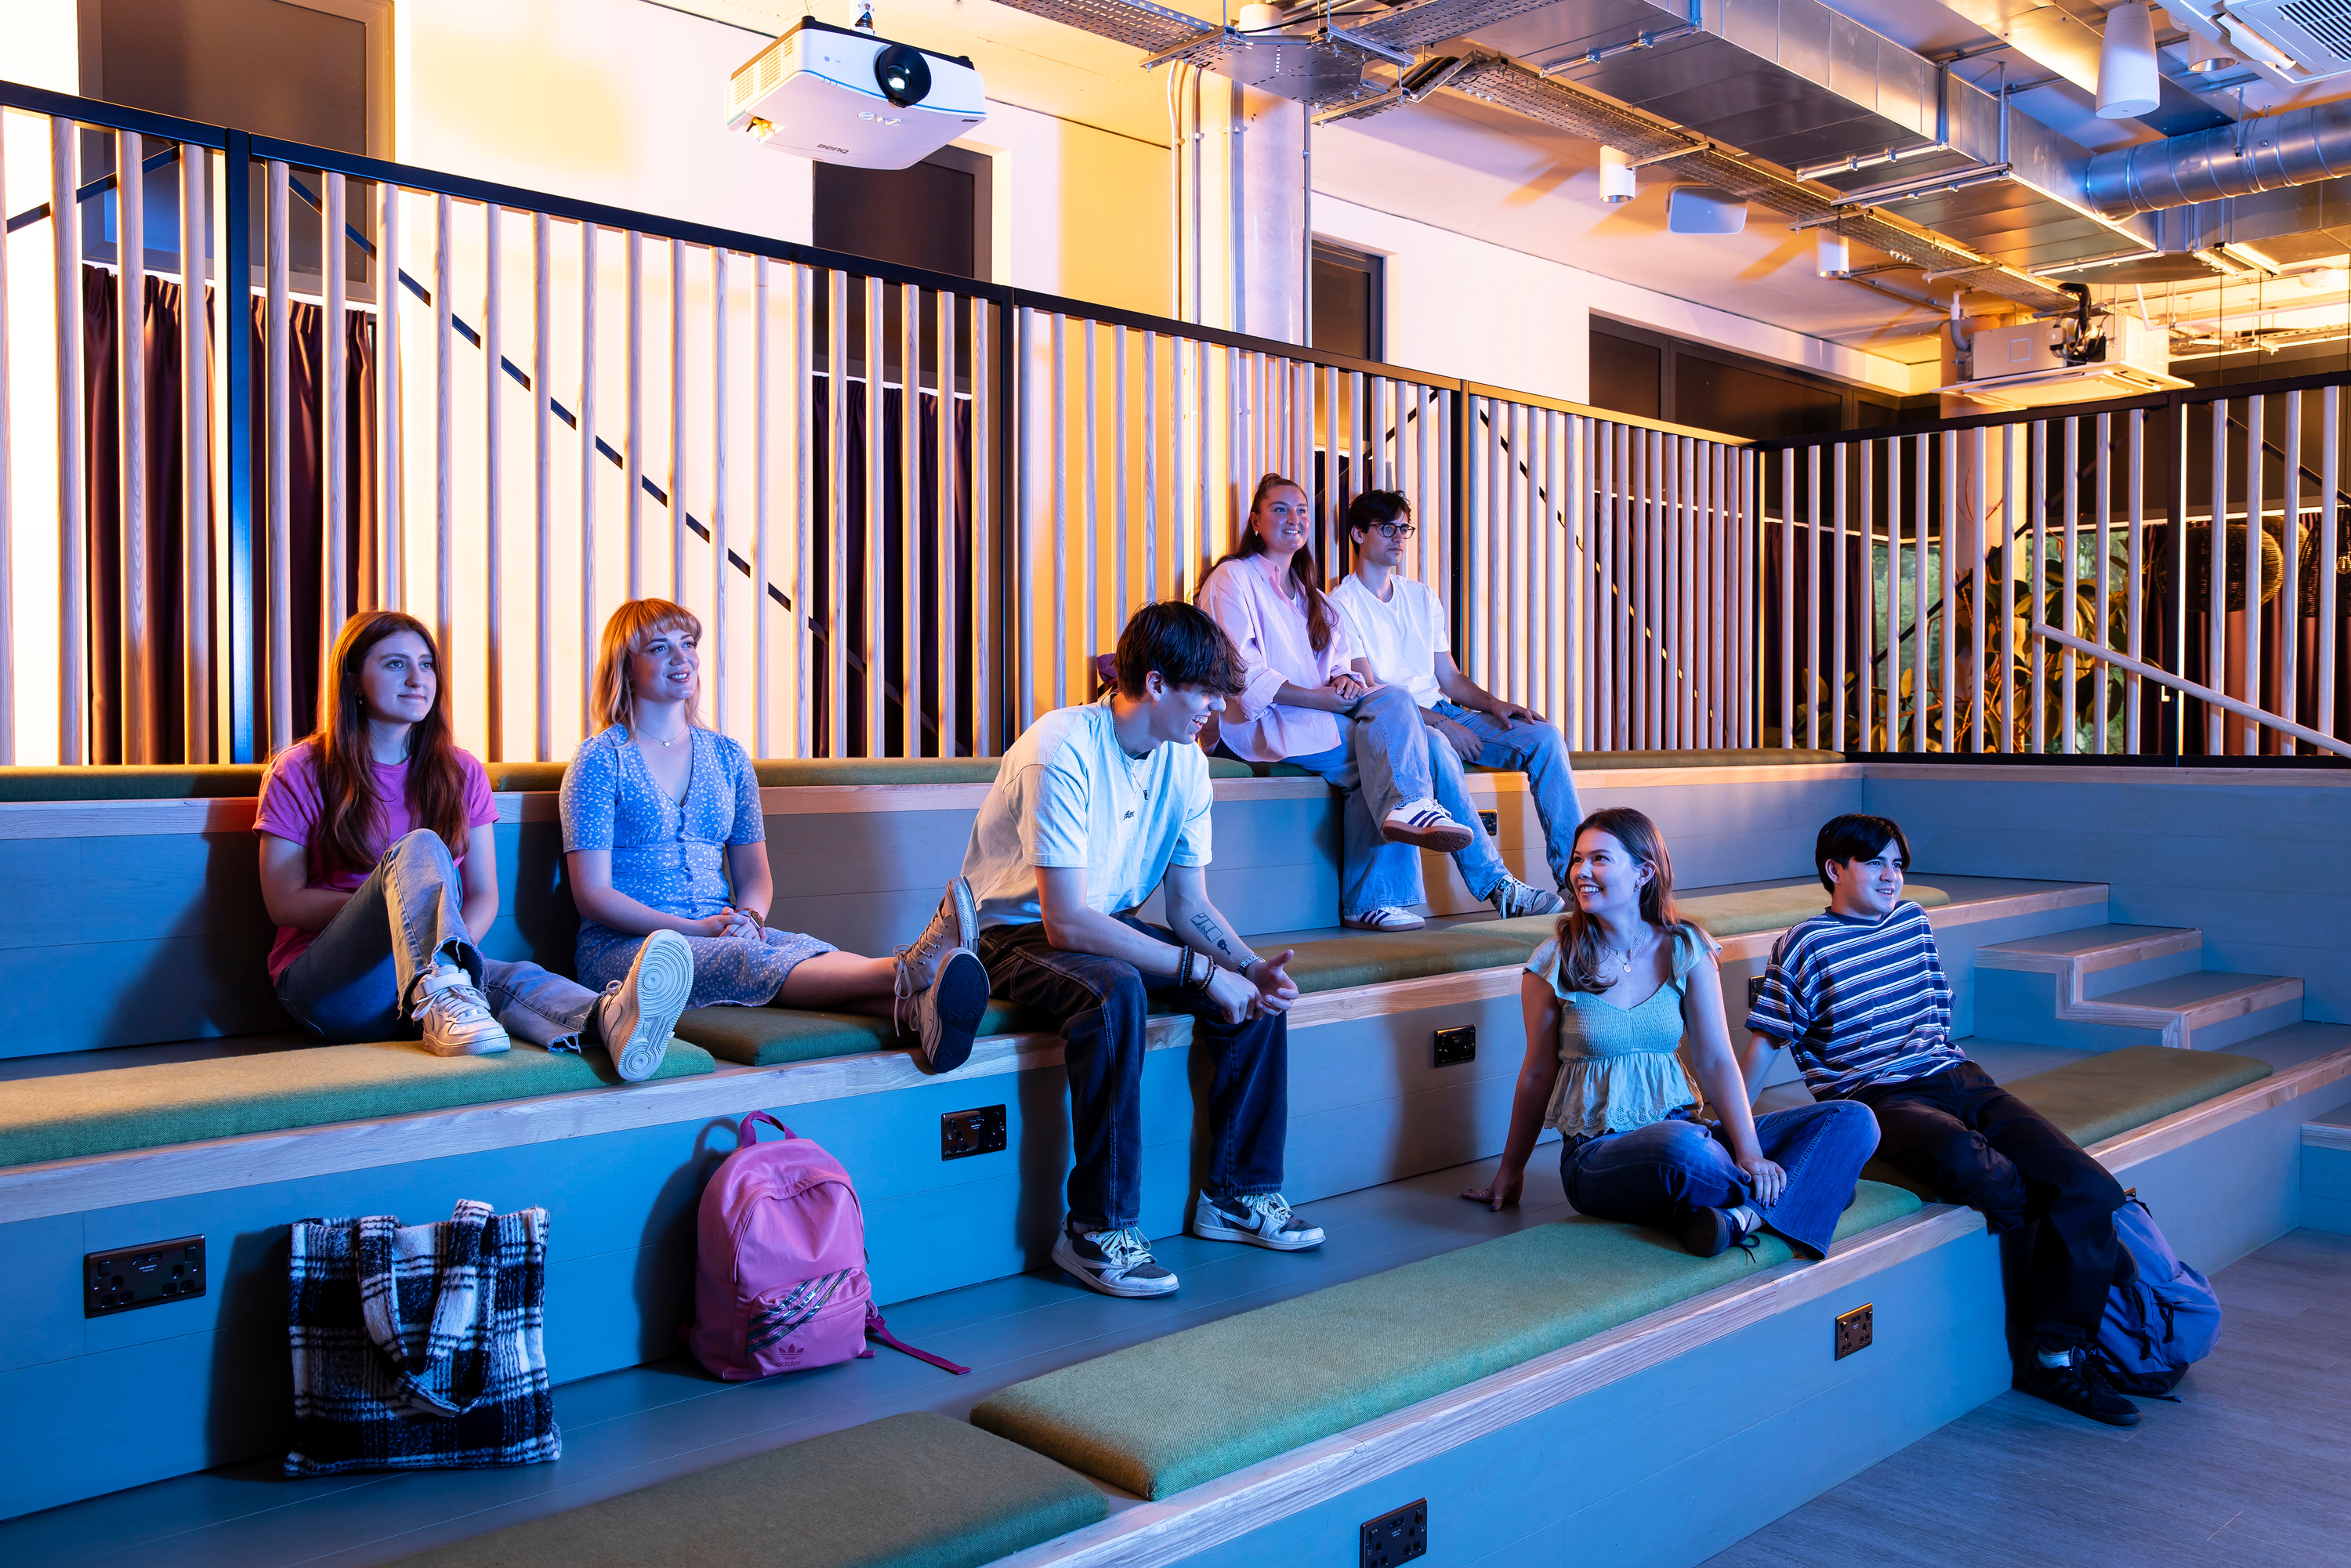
[1196,473,1473,932]
[255,610,694,1079]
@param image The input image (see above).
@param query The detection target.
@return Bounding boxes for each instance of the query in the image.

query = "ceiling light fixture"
[1599,145,1636,204]
[2098,2,2161,118]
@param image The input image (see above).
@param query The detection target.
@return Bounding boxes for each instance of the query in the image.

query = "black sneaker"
[1051,1222,1179,1298]
[1678,1204,1763,1259]
[2017,1347,2141,1428]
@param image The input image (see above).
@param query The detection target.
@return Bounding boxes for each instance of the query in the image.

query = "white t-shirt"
[1330,572,1448,708]
[962,699,1215,931]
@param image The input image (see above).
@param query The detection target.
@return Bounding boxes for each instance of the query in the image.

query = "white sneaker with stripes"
[1381,797,1474,853]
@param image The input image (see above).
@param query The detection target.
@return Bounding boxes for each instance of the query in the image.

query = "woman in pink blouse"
[1197,474,1473,930]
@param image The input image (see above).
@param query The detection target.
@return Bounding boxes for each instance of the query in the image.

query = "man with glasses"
[1331,491,1580,920]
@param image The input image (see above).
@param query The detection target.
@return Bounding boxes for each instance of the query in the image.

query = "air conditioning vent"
[2222,0,2351,77]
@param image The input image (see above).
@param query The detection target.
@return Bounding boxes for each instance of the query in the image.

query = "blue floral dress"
[558,725,836,1007]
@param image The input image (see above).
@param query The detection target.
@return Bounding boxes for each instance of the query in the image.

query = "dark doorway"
[1311,241,1383,362]
[813,147,991,281]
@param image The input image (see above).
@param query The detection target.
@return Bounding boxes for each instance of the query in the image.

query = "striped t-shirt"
[1744,900,1966,1098]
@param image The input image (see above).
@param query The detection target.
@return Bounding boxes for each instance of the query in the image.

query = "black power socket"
[1361,1499,1428,1568]
[1835,1302,1875,1360]
[87,1236,205,1317]
[941,1105,1007,1161]
[1433,1025,1476,1066]
[1476,810,1499,836]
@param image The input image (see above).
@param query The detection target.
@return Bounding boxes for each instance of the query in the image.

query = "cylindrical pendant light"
[2098,2,2161,119]
[1599,145,1636,204]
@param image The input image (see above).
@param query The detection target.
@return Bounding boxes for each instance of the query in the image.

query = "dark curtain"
[248,294,379,736]
[82,266,376,760]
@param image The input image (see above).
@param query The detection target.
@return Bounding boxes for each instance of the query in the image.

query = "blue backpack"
[2092,1192,2220,1397]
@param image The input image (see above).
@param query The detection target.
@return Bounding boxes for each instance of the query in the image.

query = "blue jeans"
[1561,1100,1881,1258]
[275,829,603,1050]
[976,916,1288,1233]
[1248,683,1435,919]
[1423,700,1584,899]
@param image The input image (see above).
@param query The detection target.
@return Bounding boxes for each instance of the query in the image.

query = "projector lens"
[875,44,931,108]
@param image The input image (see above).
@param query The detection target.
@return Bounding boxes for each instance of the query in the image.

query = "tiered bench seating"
[9,747,2338,1537]
[389,1413,1106,1568]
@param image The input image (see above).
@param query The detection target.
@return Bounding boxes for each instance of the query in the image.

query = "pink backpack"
[686,1114,967,1382]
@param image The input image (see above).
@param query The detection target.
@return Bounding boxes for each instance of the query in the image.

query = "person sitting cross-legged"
[1465,808,1880,1261]
[964,601,1323,1298]
[1743,813,2140,1429]
[1331,488,1580,921]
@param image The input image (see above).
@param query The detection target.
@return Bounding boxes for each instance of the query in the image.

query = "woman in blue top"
[1465,808,1879,1258]
[558,599,990,1073]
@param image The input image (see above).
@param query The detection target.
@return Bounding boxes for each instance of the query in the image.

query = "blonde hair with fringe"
[592,598,704,732]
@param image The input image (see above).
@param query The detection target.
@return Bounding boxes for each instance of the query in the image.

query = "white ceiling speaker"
[2098,2,2162,118]
[1599,145,1636,204]
[1816,231,1851,277]
[1667,186,1748,234]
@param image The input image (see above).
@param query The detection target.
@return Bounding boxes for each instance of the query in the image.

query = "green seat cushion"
[1561,748,1845,770]
[1860,1043,2271,1197]
[973,1180,1920,1500]
[1681,882,1947,939]
[0,1038,714,1168]
[0,764,270,801]
[482,761,571,792]
[677,1001,1063,1067]
[2005,1043,2272,1147]
[389,1410,1108,1568]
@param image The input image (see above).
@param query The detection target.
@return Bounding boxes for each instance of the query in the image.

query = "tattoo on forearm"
[1189,911,1236,961]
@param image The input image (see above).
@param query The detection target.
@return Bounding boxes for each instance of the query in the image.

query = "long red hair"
[1207,473,1338,652]
[303,610,469,877]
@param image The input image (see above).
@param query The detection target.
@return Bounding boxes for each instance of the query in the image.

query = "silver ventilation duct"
[1444,52,2078,310]
[2085,101,2351,218]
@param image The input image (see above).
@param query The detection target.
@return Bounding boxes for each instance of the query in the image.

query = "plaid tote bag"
[285,1199,561,1476]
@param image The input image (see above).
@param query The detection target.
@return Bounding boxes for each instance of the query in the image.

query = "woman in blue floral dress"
[559,599,990,1073]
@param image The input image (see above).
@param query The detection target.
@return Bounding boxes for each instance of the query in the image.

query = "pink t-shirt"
[254,741,498,980]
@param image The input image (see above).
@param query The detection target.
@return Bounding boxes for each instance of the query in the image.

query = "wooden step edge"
[987,1205,1987,1568]
[2092,1044,2351,1174]
[2054,976,2303,1048]
[1975,928,2202,976]
[2301,1121,2351,1153]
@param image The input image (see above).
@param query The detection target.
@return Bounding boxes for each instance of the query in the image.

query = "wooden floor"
[1706,1227,2351,1568]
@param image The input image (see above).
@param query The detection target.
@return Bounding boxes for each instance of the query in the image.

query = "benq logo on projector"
[726,9,986,170]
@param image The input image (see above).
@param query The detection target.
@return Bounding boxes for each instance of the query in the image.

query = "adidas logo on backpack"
[686,1113,968,1382]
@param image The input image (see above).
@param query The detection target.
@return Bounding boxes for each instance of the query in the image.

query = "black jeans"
[1846,1060,2124,1351]
[976,917,1288,1233]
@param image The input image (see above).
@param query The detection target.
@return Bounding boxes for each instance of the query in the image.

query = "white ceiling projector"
[726,12,987,170]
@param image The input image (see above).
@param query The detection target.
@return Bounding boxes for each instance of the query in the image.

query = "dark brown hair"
[1552,807,1699,992]
[305,610,469,877]
[1209,473,1337,652]
[1114,601,1245,697]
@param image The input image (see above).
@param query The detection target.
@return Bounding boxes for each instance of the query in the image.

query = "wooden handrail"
[2033,623,2351,759]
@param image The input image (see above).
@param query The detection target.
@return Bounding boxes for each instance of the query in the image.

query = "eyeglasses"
[1367,522,1417,540]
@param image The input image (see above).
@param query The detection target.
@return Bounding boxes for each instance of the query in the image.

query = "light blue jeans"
[1241,683,1435,920]
[1423,701,1584,900]
[275,829,603,1050]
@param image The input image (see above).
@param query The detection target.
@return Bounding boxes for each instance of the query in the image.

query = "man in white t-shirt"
[963,602,1321,1299]
[1329,491,1582,918]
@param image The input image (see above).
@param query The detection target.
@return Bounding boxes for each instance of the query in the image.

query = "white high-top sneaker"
[596,928,694,1081]
[411,965,511,1057]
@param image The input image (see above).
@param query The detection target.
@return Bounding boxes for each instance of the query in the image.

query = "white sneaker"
[597,928,694,1081]
[1344,906,1425,932]
[1052,1222,1180,1298]
[895,876,980,996]
[1490,877,1565,919]
[909,947,990,1074]
[1382,798,1475,853]
[1192,1191,1325,1251]
[411,966,510,1057]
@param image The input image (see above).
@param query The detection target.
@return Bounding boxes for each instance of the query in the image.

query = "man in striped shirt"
[1744,813,2136,1430]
